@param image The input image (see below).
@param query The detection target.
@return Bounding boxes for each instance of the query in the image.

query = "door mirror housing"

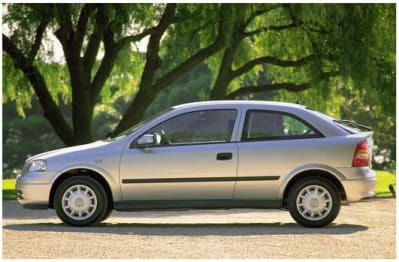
[136,134,161,147]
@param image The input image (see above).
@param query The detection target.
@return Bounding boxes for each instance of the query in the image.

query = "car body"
[16,101,376,227]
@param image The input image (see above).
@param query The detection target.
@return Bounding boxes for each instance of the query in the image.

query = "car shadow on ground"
[3,222,368,236]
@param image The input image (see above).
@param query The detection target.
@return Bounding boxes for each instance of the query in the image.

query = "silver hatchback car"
[16,101,376,227]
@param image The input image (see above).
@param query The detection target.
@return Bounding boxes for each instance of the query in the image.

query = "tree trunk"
[72,87,94,144]
[69,63,95,144]
[209,40,239,100]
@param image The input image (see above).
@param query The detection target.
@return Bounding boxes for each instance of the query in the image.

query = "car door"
[234,110,323,200]
[119,109,239,201]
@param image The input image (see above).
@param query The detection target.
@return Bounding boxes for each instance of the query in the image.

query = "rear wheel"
[54,176,108,226]
[287,177,341,227]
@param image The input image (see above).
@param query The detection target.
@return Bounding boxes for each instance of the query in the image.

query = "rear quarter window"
[242,110,323,141]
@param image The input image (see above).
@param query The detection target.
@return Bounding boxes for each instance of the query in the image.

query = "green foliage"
[299,4,395,112]
[104,4,161,37]
[3,54,72,117]
[3,101,65,178]
[159,4,221,75]
[2,55,33,117]
[3,4,54,54]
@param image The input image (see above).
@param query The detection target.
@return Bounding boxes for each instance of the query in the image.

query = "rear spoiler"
[333,119,372,131]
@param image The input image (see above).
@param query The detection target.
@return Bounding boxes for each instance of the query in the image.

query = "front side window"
[242,110,321,141]
[147,109,237,145]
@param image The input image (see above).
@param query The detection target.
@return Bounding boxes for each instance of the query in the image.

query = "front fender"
[52,163,122,202]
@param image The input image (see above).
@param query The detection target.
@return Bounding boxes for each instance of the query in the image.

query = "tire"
[287,177,341,228]
[100,208,114,222]
[54,176,108,226]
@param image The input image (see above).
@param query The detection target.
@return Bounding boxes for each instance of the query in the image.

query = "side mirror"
[136,134,161,147]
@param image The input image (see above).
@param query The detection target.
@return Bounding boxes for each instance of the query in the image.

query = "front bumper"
[339,168,376,202]
[15,171,55,209]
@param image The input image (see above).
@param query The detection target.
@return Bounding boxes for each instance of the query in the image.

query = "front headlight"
[28,160,47,172]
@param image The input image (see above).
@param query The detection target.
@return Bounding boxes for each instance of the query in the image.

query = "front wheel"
[287,177,341,227]
[54,176,108,226]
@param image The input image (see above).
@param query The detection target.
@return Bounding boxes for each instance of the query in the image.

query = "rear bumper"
[340,168,376,202]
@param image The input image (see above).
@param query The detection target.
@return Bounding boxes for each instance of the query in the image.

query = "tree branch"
[28,16,49,64]
[118,26,159,48]
[244,22,297,37]
[139,3,177,89]
[226,69,340,99]
[231,54,314,79]
[153,36,225,91]
[89,28,119,104]
[284,3,332,81]
[103,4,177,137]
[83,5,107,70]
[226,82,311,99]
[153,5,228,91]
[54,4,74,46]
[89,18,159,104]
[76,4,96,51]
[54,4,78,66]
[3,34,75,145]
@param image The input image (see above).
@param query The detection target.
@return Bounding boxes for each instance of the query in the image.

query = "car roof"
[165,100,346,137]
[172,100,306,110]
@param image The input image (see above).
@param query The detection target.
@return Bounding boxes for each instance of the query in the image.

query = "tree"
[3,4,159,144]
[162,4,394,104]
[3,3,229,144]
[3,3,395,146]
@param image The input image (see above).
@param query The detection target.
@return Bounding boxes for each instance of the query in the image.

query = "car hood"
[27,140,112,162]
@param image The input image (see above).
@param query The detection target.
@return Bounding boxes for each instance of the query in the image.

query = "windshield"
[109,107,174,140]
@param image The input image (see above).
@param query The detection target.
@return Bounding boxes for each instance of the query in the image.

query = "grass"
[374,170,396,197]
[3,179,17,200]
[2,171,396,201]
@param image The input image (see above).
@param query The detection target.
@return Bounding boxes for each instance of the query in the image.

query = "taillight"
[352,140,369,167]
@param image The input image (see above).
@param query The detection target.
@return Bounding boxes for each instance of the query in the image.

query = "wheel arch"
[49,168,115,209]
[281,168,347,208]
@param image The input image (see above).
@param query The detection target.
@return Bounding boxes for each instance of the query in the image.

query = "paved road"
[2,198,396,259]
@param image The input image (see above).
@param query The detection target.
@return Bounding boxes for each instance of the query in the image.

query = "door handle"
[216,152,233,161]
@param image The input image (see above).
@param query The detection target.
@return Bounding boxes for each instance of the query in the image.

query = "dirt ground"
[2,198,396,259]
